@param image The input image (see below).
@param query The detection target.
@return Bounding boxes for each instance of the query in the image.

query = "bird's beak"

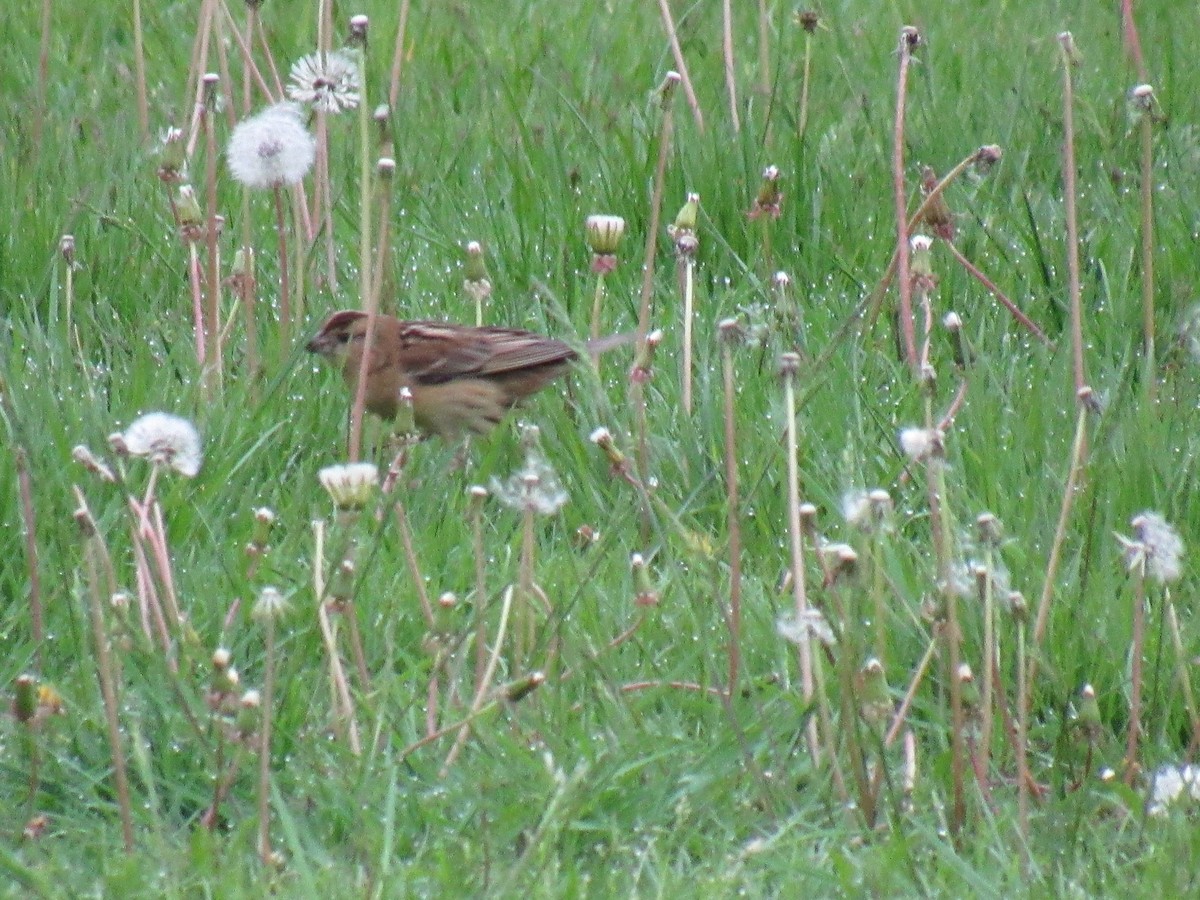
[306,332,336,356]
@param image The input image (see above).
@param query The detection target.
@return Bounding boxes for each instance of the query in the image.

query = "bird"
[306,310,628,437]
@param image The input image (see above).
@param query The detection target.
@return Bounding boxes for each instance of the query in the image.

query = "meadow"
[4,0,1200,895]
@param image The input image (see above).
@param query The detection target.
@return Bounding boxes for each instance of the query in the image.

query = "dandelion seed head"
[1148,764,1200,816]
[287,51,361,114]
[491,450,568,516]
[841,490,871,527]
[899,426,941,461]
[227,103,316,189]
[114,412,203,476]
[777,609,836,647]
[1132,511,1184,583]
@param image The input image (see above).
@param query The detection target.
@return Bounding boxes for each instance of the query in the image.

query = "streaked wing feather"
[397,321,575,385]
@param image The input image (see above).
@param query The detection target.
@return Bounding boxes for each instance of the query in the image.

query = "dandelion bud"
[748,165,782,220]
[900,26,921,52]
[656,71,681,105]
[177,184,204,231]
[976,512,1002,546]
[945,312,972,372]
[1057,32,1079,65]
[201,73,220,109]
[910,234,934,278]
[673,192,699,233]
[573,524,599,550]
[974,145,1003,175]
[629,329,663,384]
[348,14,369,46]
[797,10,819,32]
[59,234,75,265]
[464,241,489,283]
[1076,683,1102,738]
[433,592,457,633]
[718,318,743,345]
[1128,84,1157,126]
[504,671,545,703]
[778,351,801,378]
[14,674,37,725]
[72,445,116,482]
[235,690,261,737]
[631,552,659,607]
[329,558,355,603]
[1005,591,1028,623]
[858,658,892,729]
[798,503,819,543]
[589,427,626,468]
[230,247,255,285]
[158,126,186,181]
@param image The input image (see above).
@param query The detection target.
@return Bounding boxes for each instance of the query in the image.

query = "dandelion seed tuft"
[899,426,941,461]
[227,103,316,190]
[287,51,361,114]
[1126,511,1185,583]
[777,609,836,647]
[252,586,289,622]
[113,412,203,476]
[491,449,568,516]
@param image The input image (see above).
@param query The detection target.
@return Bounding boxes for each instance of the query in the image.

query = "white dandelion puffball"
[227,103,316,189]
[117,412,203,477]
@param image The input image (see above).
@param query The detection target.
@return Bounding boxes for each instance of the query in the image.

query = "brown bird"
[307,310,624,437]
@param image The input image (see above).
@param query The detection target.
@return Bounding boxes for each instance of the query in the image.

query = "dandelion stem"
[1059,33,1088,398]
[721,0,740,131]
[1124,561,1147,783]
[721,334,742,698]
[257,613,277,862]
[387,0,413,111]
[1139,95,1156,405]
[797,29,813,140]
[781,356,818,763]
[654,0,704,131]
[75,492,136,853]
[131,0,149,140]
[892,28,919,374]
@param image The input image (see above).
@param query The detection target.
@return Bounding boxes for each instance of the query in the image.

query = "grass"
[4,0,1200,895]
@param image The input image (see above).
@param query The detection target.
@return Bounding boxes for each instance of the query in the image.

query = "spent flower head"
[287,51,361,114]
[899,426,942,461]
[491,447,568,516]
[1117,511,1184,583]
[252,586,290,622]
[227,103,316,189]
[111,412,203,477]
[1148,764,1200,816]
[319,462,379,510]
[777,609,836,647]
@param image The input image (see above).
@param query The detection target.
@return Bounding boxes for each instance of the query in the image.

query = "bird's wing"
[397,321,575,385]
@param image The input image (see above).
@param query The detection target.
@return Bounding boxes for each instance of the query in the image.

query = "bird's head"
[306,310,370,362]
